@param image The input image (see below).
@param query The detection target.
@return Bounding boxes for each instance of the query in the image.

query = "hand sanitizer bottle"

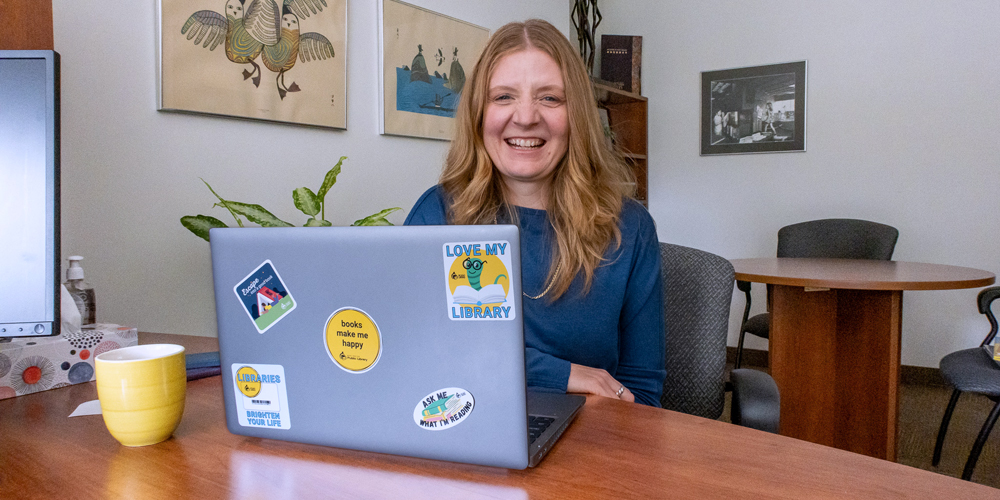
[64,256,96,326]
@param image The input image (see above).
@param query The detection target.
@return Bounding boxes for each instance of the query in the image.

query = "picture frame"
[158,0,347,129]
[701,61,806,155]
[378,0,490,141]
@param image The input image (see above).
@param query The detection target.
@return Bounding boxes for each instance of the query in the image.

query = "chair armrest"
[730,368,780,434]
[737,280,753,326]
[978,286,1000,314]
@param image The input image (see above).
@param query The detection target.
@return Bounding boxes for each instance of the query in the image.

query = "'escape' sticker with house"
[232,363,291,429]
[233,260,296,333]
[442,241,515,321]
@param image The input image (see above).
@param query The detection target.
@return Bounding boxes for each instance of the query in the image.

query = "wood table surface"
[0,333,995,498]
[731,258,996,461]
[730,258,996,291]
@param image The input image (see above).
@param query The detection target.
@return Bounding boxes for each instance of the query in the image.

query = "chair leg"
[962,398,1000,481]
[735,330,747,370]
[933,389,961,466]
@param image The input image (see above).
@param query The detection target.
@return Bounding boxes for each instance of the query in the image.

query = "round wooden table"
[730,258,995,461]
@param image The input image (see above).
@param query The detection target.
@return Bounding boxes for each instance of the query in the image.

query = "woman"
[763,102,776,135]
[405,20,664,407]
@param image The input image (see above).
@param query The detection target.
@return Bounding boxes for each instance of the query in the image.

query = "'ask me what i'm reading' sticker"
[233,260,296,333]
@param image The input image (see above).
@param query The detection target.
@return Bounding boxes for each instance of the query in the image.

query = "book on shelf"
[600,35,642,94]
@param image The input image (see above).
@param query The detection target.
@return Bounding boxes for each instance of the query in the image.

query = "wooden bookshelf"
[0,0,54,50]
[594,82,648,205]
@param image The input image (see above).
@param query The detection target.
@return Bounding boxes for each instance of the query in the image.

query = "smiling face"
[482,48,569,209]
[225,0,244,20]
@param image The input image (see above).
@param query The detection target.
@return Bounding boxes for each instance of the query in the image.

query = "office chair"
[932,286,1000,481]
[735,218,899,369]
[659,242,779,432]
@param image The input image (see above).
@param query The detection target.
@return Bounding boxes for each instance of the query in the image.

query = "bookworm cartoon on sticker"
[442,241,516,321]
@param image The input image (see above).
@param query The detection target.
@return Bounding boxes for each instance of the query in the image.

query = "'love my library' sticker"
[442,241,515,321]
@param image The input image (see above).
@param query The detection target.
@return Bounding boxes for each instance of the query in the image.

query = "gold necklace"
[524,259,561,300]
[492,212,560,300]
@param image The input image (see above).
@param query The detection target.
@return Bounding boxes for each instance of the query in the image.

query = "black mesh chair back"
[735,219,899,368]
[776,219,899,260]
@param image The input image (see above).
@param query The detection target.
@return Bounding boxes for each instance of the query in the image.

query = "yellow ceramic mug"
[95,344,187,447]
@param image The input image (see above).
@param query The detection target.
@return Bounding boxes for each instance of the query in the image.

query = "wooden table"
[731,258,996,461]
[0,333,994,498]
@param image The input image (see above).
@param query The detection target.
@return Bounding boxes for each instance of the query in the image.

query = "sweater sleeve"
[614,206,666,407]
[525,346,572,393]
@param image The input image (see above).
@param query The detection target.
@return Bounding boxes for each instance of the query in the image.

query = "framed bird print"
[158,0,347,129]
[378,0,489,140]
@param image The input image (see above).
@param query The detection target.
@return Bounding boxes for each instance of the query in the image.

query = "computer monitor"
[0,50,60,338]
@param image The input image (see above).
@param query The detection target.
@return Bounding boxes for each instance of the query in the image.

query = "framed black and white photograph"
[701,61,806,155]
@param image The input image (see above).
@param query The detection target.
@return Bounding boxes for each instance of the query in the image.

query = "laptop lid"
[211,225,536,468]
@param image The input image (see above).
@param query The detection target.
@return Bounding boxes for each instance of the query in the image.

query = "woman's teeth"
[506,138,544,148]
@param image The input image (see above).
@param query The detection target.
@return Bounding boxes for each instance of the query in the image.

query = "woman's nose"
[512,100,539,126]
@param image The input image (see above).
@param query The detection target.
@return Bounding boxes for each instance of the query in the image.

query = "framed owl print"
[158,0,347,129]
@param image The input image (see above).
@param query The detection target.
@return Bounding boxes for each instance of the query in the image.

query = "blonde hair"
[440,19,635,300]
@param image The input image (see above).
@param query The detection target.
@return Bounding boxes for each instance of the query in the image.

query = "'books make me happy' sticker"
[233,260,296,333]
[442,241,515,321]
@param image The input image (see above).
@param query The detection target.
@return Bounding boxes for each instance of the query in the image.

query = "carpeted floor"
[724,362,1000,489]
[897,383,1000,488]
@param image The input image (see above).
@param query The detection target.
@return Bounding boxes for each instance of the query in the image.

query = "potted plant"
[181,157,401,241]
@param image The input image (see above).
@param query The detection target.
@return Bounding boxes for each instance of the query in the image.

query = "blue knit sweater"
[404,186,665,406]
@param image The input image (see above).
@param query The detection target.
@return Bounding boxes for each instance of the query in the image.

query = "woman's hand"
[567,363,634,402]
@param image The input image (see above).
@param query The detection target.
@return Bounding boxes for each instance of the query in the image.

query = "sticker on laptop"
[413,387,475,430]
[443,241,515,321]
[232,364,291,429]
[233,260,296,334]
[324,307,382,373]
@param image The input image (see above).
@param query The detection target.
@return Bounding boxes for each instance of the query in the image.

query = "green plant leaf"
[214,201,294,227]
[293,187,321,216]
[181,215,228,241]
[201,178,244,227]
[317,156,346,201]
[352,207,402,226]
[354,217,393,226]
[304,217,333,227]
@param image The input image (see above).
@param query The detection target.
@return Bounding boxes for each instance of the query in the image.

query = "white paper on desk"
[69,399,102,417]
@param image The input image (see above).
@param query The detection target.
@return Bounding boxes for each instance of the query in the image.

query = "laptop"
[209,225,584,469]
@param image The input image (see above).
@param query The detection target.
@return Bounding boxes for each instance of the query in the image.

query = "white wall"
[52,0,1000,367]
[52,1,569,337]
[596,0,1000,367]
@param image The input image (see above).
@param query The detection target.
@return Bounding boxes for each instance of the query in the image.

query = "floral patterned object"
[0,324,139,399]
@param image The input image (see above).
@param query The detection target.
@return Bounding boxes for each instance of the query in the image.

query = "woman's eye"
[493,94,512,102]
